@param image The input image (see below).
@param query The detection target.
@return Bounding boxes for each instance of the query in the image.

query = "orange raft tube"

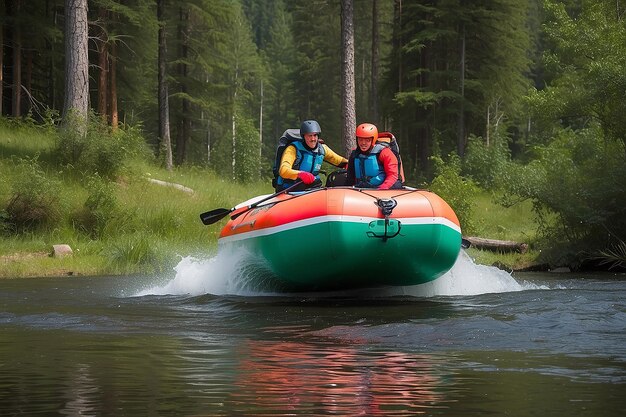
[217,187,462,292]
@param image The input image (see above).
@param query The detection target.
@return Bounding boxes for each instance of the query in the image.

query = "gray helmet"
[300,120,321,137]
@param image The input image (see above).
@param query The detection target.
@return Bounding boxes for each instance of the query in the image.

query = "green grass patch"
[0,120,274,277]
[470,192,538,243]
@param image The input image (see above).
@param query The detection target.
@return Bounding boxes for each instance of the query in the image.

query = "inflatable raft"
[210,186,462,292]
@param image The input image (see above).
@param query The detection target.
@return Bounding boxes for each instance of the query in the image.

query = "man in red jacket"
[346,123,403,190]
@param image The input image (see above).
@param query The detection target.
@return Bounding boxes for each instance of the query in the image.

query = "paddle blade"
[199,208,231,225]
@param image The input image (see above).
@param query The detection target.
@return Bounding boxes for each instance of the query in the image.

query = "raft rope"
[358,188,428,242]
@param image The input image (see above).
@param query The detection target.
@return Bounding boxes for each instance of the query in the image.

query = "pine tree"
[262,0,298,155]
[383,0,532,177]
[289,0,342,149]
[340,0,356,155]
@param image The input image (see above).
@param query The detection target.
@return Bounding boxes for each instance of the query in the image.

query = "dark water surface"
[1,253,625,416]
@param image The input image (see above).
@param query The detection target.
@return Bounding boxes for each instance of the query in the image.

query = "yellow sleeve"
[322,144,348,166]
[278,145,300,180]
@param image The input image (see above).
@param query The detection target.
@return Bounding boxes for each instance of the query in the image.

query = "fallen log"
[146,178,194,194]
[464,236,528,253]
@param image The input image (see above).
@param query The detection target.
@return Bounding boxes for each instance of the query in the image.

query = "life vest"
[352,143,388,187]
[276,141,326,189]
[378,132,404,184]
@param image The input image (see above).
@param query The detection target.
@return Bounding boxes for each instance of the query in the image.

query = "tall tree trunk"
[206,118,211,165]
[259,79,263,159]
[457,22,466,157]
[97,7,108,122]
[486,105,490,147]
[232,68,238,180]
[394,0,402,93]
[47,3,59,110]
[340,0,356,156]
[370,0,379,124]
[157,0,173,171]
[109,39,118,130]
[12,0,22,117]
[416,44,430,173]
[231,108,236,180]
[24,48,32,114]
[175,6,190,165]
[0,18,4,116]
[62,0,89,134]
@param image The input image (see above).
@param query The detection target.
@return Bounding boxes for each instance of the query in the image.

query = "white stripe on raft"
[218,215,461,244]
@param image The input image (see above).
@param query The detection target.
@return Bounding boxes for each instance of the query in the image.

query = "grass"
[464,192,543,270]
[0,120,274,278]
[0,119,542,278]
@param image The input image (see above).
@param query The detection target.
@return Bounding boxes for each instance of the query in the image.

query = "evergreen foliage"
[233,114,261,182]
[289,1,343,149]
[258,0,298,161]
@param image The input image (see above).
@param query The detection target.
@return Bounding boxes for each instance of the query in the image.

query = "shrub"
[3,157,62,234]
[55,114,152,180]
[233,114,261,183]
[75,175,118,238]
[498,127,626,266]
[429,154,479,235]
[462,134,511,189]
[106,233,175,274]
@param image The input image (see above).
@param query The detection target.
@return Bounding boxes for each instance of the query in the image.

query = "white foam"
[136,247,542,297]
[135,249,271,296]
[399,250,540,297]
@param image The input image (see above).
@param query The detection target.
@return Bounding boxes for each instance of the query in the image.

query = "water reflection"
[230,339,450,415]
[61,363,99,416]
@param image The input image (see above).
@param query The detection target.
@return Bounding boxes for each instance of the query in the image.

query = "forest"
[1,0,625,270]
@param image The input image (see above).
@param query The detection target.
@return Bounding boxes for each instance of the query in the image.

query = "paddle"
[199,180,304,225]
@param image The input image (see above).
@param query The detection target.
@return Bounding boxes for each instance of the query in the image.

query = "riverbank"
[0,240,546,279]
[0,121,553,279]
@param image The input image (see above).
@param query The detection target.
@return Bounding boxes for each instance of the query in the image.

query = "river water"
[1,251,624,416]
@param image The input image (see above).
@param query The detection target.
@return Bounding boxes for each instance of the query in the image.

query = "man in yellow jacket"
[276,120,347,191]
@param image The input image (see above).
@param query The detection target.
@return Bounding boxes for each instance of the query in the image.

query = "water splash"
[136,249,272,296]
[399,250,540,297]
[137,248,541,297]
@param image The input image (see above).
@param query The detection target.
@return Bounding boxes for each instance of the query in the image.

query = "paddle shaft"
[200,180,303,225]
[230,180,304,220]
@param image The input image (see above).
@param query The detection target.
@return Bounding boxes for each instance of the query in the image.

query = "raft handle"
[376,198,397,216]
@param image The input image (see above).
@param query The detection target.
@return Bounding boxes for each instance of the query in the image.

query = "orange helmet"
[355,123,378,142]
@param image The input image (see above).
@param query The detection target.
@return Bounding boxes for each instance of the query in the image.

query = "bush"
[429,154,479,235]
[233,114,261,183]
[3,157,62,234]
[499,127,626,266]
[462,134,511,189]
[106,233,175,274]
[55,114,152,180]
[75,175,118,238]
